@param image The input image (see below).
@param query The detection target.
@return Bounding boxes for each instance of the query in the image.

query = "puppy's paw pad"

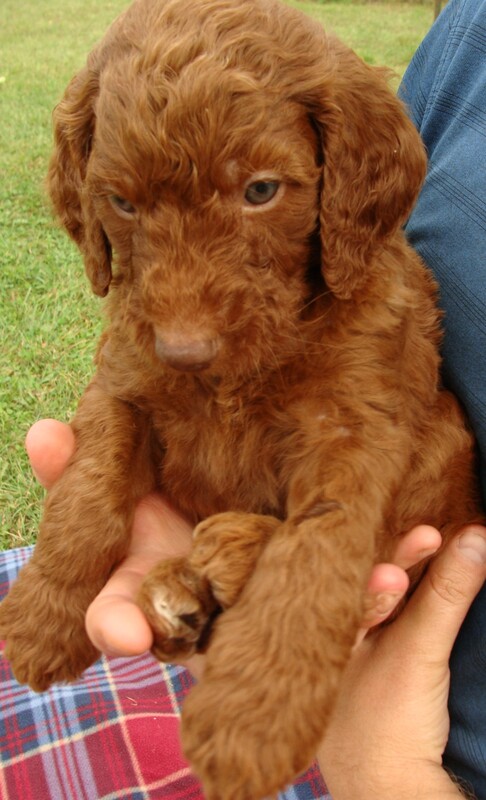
[139,559,219,661]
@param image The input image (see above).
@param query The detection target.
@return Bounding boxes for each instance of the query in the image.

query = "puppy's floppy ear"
[301,40,427,300]
[47,54,112,297]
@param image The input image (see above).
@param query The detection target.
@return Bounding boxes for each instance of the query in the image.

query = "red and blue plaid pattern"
[0,547,331,799]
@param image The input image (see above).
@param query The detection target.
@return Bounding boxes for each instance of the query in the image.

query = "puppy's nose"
[154,332,221,371]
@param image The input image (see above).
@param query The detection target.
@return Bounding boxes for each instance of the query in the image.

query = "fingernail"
[372,592,403,618]
[457,528,486,565]
[417,546,440,561]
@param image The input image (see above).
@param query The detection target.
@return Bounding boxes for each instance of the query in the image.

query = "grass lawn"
[0,0,433,548]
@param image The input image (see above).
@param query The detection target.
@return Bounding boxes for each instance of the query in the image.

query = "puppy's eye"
[244,180,280,206]
[109,195,137,216]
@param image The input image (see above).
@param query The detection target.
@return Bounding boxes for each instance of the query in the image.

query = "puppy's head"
[48,0,426,378]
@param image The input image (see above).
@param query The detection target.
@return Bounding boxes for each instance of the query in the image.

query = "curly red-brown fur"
[0,0,483,797]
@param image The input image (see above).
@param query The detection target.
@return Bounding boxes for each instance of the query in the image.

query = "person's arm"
[318,525,486,800]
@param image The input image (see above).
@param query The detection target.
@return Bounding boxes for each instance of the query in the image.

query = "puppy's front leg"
[181,436,402,800]
[0,380,154,691]
[182,509,375,800]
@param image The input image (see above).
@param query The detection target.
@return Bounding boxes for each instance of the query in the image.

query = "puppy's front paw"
[181,665,306,800]
[180,584,342,800]
[0,563,99,691]
[138,557,220,661]
[191,511,278,608]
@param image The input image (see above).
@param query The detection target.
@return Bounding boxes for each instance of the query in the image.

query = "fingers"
[394,525,486,662]
[25,419,75,489]
[25,420,196,659]
[27,421,479,673]
[358,563,409,639]
[86,493,194,656]
[358,525,442,638]
[86,493,205,678]
[85,568,155,656]
[390,525,443,571]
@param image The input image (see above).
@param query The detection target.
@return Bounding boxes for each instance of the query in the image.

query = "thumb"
[25,419,75,489]
[395,526,486,663]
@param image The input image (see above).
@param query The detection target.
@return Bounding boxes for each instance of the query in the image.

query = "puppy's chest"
[149,393,291,521]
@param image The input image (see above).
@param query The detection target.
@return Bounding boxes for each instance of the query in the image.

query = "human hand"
[318,524,486,800]
[25,420,199,663]
[26,419,442,677]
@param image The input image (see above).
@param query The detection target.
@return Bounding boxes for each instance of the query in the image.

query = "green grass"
[289,1,432,78]
[0,0,132,546]
[0,0,433,548]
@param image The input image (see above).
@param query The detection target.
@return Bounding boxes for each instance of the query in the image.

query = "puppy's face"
[50,0,426,384]
[88,67,321,378]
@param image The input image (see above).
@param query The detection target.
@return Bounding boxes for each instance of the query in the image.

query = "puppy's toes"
[138,557,220,661]
[191,511,278,608]
[182,672,306,800]
[3,631,99,692]
[0,586,99,691]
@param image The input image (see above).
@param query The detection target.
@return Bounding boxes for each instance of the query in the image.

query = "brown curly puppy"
[0,0,483,797]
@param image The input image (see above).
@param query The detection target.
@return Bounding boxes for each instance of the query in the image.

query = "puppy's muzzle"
[154,331,221,372]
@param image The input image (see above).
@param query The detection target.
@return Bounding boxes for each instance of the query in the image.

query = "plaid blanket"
[0,547,331,800]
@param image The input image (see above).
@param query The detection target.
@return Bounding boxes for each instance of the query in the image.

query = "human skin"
[25,419,443,672]
[318,527,486,799]
[25,416,485,800]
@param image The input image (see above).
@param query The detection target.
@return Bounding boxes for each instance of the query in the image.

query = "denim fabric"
[399,1,486,794]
